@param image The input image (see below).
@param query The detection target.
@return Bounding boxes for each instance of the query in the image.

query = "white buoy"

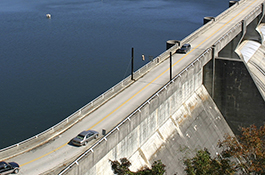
[46,14,51,19]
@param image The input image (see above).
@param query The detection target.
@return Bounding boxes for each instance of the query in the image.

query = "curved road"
[6,0,262,174]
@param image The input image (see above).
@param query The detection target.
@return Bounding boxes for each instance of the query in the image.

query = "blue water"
[0,0,228,148]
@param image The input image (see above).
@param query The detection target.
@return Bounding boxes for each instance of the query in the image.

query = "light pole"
[131,47,134,80]
[170,52,172,81]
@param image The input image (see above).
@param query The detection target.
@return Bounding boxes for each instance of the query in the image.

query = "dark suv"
[0,161,19,175]
[176,43,191,54]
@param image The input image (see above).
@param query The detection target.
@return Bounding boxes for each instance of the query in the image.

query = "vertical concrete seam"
[156,129,164,141]
[170,116,184,138]
[137,148,149,165]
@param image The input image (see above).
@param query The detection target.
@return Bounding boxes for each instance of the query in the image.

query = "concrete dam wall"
[148,86,234,174]
[204,32,265,135]
[61,49,234,174]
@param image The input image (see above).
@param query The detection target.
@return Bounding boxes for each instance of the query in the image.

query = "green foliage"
[109,158,132,175]
[184,148,235,175]
[110,125,265,175]
[136,160,166,175]
[109,158,166,175]
[184,124,265,175]
[219,124,265,174]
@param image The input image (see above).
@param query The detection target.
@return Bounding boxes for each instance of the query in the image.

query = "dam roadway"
[4,0,263,174]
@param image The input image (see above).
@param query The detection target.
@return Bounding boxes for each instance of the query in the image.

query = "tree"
[219,124,265,174]
[109,158,166,175]
[184,124,265,175]
[136,160,166,175]
[109,158,132,175]
[184,148,235,175]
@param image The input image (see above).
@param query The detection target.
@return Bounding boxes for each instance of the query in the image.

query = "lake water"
[0,0,228,148]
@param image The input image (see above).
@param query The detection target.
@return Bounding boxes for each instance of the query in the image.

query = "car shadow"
[67,139,81,147]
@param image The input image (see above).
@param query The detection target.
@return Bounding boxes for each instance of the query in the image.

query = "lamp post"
[170,52,172,81]
[131,47,134,80]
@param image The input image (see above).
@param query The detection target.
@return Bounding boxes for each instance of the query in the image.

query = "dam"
[1,0,265,174]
